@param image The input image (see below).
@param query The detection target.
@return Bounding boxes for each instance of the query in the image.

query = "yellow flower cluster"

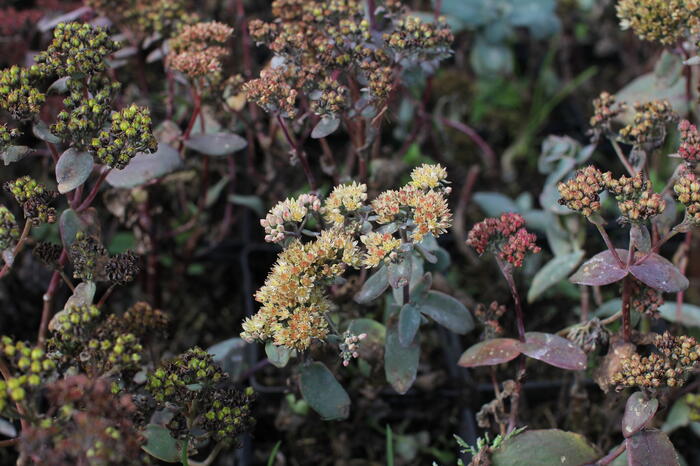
[360,232,402,268]
[617,0,700,45]
[618,100,677,147]
[241,229,360,350]
[409,163,449,190]
[323,181,368,227]
[244,164,452,350]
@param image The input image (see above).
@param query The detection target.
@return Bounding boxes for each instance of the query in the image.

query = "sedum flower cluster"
[244,0,453,118]
[612,332,700,390]
[86,0,197,40]
[618,100,677,147]
[244,163,453,350]
[678,120,700,165]
[616,0,700,45]
[0,22,158,170]
[0,337,56,416]
[4,176,58,225]
[674,167,700,225]
[0,205,20,251]
[557,166,665,223]
[67,232,141,285]
[466,213,541,268]
[166,21,234,82]
[146,347,256,448]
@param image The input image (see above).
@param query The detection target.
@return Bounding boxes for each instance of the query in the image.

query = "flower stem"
[595,223,624,268]
[0,221,32,279]
[609,138,636,177]
[621,276,632,343]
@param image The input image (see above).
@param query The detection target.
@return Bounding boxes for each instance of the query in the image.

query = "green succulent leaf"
[299,362,350,420]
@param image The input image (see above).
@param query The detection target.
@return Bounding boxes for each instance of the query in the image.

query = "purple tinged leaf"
[458,338,522,368]
[520,332,587,371]
[622,392,659,438]
[569,249,628,286]
[629,253,688,293]
[625,430,680,466]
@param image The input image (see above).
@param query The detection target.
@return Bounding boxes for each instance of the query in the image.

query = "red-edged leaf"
[520,332,587,371]
[622,392,659,438]
[630,253,688,293]
[569,249,628,286]
[458,338,521,368]
[625,430,680,466]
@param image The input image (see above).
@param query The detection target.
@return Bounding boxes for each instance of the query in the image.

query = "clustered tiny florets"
[244,164,452,350]
[0,337,56,415]
[674,167,700,224]
[616,0,700,45]
[466,213,541,268]
[4,176,58,225]
[166,21,234,81]
[589,92,626,142]
[618,100,677,147]
[557,166,605,217]
[260,193,321,243]
[0,65,45,120]
[91,104,158,169]
[678,119,700,165]
[612,332,700,390]
[0,205,20,251]
[35,22,119,76]
[339,331,367,366]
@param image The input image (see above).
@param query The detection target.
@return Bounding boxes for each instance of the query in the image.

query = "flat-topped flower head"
[91,104,158,169]
[409,163,449,190]
[0,65,45,120]
[467,213,540,267]
[557,166,606,217]
[261,193,321,243]
[35,22,118,77]
[323,181,367,227]
[589,92,626,142]
[617,0,700,45]
[4,176,58,225]
[0,206,20,251]
[360,231,402,268]
[617,189,665,222]
[371,190,401,224]
[674,167,700,224]
[678,120,700,165]
[410,189,452,242]
[167,21,233,80]
[619,100,677,147]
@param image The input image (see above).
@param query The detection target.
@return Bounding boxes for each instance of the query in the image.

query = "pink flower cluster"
[466,213,540,267]
[678,120,700,164]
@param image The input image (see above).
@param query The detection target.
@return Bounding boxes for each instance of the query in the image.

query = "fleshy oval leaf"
[106,143,181,188]
[629,253,689,293]
[520,332,587,371]
[354,266,389,304]
[417,290,474,335]
[622,392,659,438]
[458,338,522,368]
[56,148,94,194]
[299,361,350,420]
[265,342,292,368]
[385,316,420,394]
[184,132,247,156]
[398,303,421,347]
[141,424,180,463]
[569,249,628,286]
[625,430,680,466]
[491,429,600,466]
[311,116,340,139]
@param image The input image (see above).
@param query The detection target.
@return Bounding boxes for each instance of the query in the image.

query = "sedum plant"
[241,163,474,417]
